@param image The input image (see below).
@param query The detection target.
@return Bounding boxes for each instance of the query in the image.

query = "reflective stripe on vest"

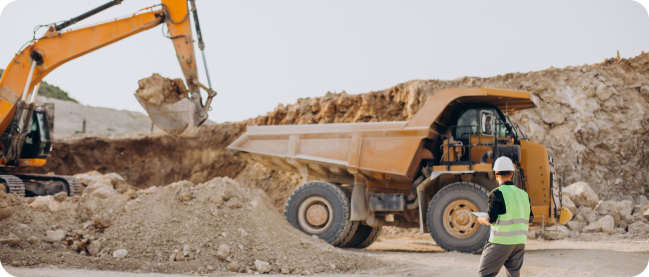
[489,185,530,245]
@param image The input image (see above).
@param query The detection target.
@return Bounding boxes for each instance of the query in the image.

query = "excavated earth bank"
[19,53,649,207]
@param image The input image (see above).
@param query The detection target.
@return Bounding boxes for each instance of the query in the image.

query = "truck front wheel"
[284,181,358,247]
[426,182,490,253]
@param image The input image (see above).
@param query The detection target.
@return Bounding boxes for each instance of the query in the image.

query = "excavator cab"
[19,107,53,160]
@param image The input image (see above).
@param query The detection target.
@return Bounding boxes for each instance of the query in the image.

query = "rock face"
[566,182,599,208]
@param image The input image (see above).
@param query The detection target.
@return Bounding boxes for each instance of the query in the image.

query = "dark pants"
[478,242,525,277]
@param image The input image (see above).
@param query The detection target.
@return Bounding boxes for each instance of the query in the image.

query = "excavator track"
[0,175,25,197]
[14,174,83,196]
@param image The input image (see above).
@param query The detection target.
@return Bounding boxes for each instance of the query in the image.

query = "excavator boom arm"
[0,0,208,166]
[0,9,165,134]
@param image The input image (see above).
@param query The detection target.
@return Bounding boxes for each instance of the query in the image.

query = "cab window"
[454,108,510,140]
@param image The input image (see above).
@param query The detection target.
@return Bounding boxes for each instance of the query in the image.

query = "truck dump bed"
[227,87,537,185]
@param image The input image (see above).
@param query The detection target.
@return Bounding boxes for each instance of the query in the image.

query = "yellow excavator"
[0,0,215,196]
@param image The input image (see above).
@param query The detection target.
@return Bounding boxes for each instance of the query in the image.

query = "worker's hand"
[478,216,490,225]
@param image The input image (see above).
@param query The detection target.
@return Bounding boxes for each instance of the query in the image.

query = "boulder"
[168,250,178,262]
[178,191,193,202]
[644,209,649,221]
[89,185,119,199]
[103,173,126,186]
[562,196,578,215]
[628,221,649,236]
[582,215,615,233]
[619,220,629,230]
[53,192,67,203]
[73,171,102,186]
[577,207,597,224]
[113,249,128,258]
[228,261,239,272]
[29,196,60,212]
[44,230,66,243]
[0,232,21,246]
[255,260,272,273]
[616,200,634,222]
[636,202,649,216]
[566,220,586,232]
[27,236,38,245]
[562,188,575,200]
[607,210,620,227]
[175,250,186,261]
[637,195,648,206]
[217,244,230,260]
[87,240,101,256]
[0,191,17,219]
[540,225,570,240]
[566,182,599,208]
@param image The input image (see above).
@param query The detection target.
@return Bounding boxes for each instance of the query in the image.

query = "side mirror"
[481,110,494,136]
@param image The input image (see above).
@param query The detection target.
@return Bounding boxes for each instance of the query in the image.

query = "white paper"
[471,212,487,217]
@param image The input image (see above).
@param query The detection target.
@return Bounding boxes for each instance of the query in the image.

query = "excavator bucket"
[135,96,197,135]
[134,74,202,135]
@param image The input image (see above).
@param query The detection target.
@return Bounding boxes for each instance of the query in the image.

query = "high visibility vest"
[489,185,530,245]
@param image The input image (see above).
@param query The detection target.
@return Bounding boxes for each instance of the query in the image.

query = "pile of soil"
[0,175,376,274]
[19,53,649,210]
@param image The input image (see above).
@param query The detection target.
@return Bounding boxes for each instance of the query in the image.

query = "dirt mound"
[135,73,188,105]
[19,53,649,209]
[0,176,376,274]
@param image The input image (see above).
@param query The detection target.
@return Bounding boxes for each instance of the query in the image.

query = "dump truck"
[227,87,572,253]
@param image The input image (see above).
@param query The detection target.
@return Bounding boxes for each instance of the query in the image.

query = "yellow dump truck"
[227,87,571,253]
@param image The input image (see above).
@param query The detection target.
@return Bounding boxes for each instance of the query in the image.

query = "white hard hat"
[493,156,516,172]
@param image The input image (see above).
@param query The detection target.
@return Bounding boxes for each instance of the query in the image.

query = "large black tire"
[342,224,382,248]
[284,181,358,247]
[427,182,490,253]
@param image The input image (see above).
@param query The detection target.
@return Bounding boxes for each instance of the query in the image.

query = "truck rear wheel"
[342,224,381,248]
[284,181,358,247]
[427,182,490,253]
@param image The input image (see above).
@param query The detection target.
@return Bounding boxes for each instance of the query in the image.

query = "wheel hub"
[443,199,480,238]
[297,196,334,234]
[306,204,328,226]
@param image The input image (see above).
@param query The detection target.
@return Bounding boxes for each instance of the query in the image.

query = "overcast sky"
[0,0,648,123]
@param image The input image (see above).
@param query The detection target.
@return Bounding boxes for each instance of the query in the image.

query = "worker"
[477,156,533,277]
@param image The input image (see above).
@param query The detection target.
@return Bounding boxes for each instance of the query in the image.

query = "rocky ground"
[5,239,649,276]
[0,172,377,275]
